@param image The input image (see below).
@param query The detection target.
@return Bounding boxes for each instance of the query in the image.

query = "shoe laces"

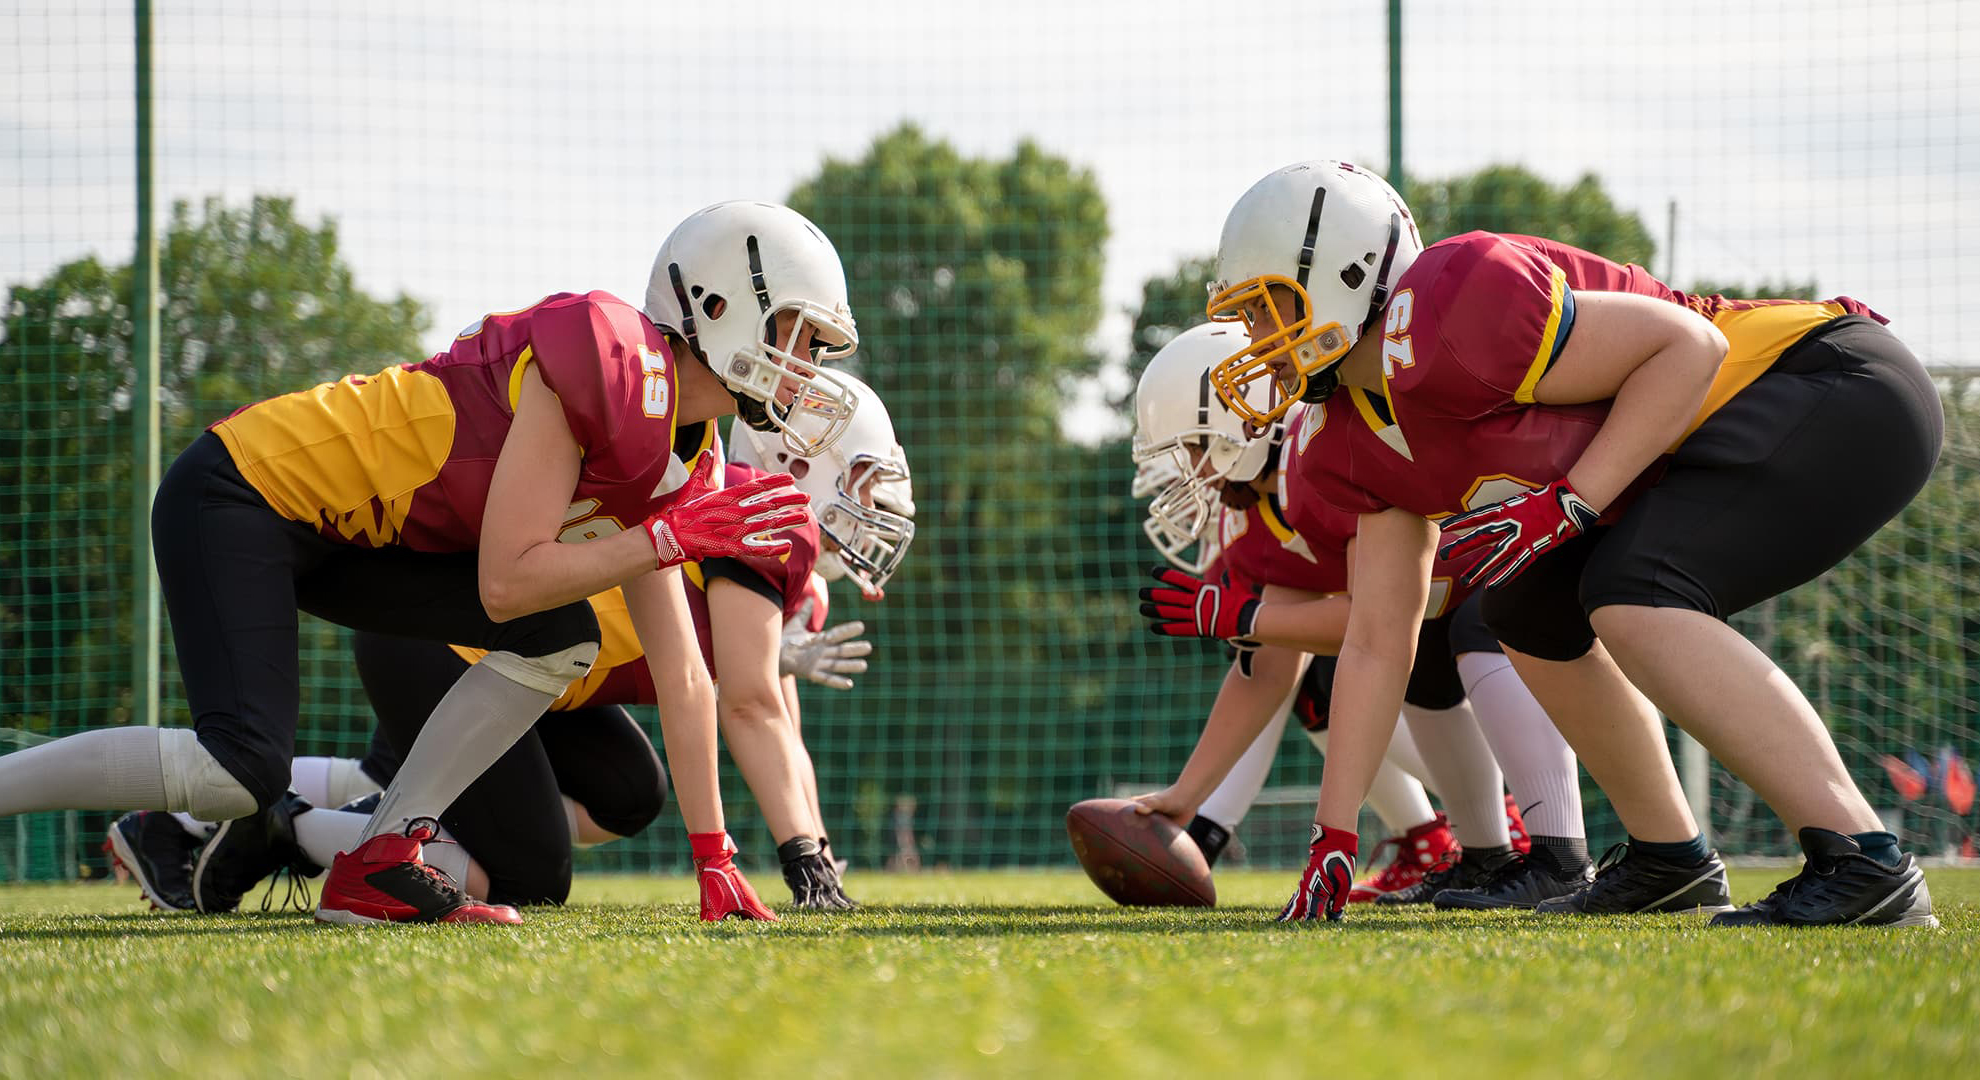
[396,817,471,901]
[257,865,316,914]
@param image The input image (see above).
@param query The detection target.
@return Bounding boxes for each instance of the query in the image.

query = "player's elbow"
[478,571,532,624]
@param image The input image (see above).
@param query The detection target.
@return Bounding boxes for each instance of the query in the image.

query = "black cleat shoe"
[1375,848,1512,906]
[1710,828,1938,928]
[1433,852,1594,910]
[105,811,201,912]
[192,791,321,913]
[1534,842,1732,916]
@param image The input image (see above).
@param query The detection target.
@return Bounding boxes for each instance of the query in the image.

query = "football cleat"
[1505,795,1532,856]
[314,817,522,926]
[105,811,200,912]
[1534,842,1733,916]
[1374,845,1512,906]
[1710,828,1938,928]
[192,792,322,914]
[1349,814,1457,903]
[1432,851,1594,910]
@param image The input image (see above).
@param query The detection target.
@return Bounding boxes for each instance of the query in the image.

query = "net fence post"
[130,0,162,736]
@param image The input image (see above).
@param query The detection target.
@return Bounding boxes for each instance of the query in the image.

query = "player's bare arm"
[707,576,819,843]
[1313,511,1435,833]
[624,567,724,836]
[1532,290,1727,511]
[1131,640,1309,822]
[478,363,666,621]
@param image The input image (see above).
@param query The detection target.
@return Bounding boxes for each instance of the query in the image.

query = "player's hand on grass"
[1130,786,1199,824]
[780,619,871,690]
[1138,567,1262,644]
[690,832,780,921]
[1277,825,1358,922]
[1437,477,1598,588]
[644,454,813,570]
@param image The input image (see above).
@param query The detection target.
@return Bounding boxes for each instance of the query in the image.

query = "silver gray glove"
[779,620,872,690]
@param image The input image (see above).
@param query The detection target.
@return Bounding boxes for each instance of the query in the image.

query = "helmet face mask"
[647,202,861,457]
[1206,160,1421,428]
[728,371,916,598]
[1131,322,1284,572]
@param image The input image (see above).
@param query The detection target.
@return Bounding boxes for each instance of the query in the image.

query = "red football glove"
[643,454,813,571]
[1138,566,1262,643]
[690,831,780,922]
[1277,825,1358,922]
[1436,478,1599,588]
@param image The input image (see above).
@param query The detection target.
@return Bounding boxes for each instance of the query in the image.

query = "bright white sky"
[5,0,1975,438]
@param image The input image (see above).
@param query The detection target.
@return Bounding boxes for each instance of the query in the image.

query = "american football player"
[113,374,913,918]
[1204,160,1939,926]
[1130,323,1584,907]
[0,201,855,925]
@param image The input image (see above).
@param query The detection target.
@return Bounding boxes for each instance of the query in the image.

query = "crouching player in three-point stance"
[1199,160,1941,926]
[0,201,859,925]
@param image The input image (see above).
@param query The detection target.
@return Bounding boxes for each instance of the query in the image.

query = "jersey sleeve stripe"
[1258,496,1298,544]
[506,345,536,412]
[1513,266,1570,405]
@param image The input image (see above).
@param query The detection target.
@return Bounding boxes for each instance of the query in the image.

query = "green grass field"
[3,867,1976,1078]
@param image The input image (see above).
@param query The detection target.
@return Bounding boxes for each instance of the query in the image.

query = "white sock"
[1403,701,1511,849]
[1378,713,1440,797]
[1459,652,1586,839]
[290,756,382,808]
[172,812,209,838]
[0,726,168,814]
[1302,727,1437,834]
[1196,682,1297,829]
[295,807,471,883]
[357,662,556,844]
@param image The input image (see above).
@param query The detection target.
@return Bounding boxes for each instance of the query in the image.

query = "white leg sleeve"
[289,756,382,808]
[1403,701,1510,848]
[1459,651,1586,839]
[1377,713,1440,797]
[356,655,574,843]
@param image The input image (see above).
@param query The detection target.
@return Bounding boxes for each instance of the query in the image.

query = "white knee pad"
[477,641,601,696]
[157,728,259,820]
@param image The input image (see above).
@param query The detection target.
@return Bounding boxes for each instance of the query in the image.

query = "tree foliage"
[0,196,429,730]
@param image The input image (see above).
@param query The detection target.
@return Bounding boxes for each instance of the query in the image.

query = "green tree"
[0,195,430,733]
[1409,164,1656,263]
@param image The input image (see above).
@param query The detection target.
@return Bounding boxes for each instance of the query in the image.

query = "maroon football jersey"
[1291,232,1877,524]
[213,291,686,551]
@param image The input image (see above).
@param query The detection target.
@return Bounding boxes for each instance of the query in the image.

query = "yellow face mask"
[1205,274,1353,429]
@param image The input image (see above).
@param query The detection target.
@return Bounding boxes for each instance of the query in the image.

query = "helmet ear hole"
[701,294,727,320]
[789,459,811,480]
[1340,263,1366,290]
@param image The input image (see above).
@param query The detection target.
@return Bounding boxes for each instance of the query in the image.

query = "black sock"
[1185,816,1231,868]
[1631,834,1709,865]
[1530,835,1591,875]
[1464,843,1514,868]
[1848,830,1901,866]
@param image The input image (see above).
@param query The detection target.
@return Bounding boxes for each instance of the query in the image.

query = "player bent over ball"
[1129,324,1590,909]
[1205,160,1939,926]
[0,202,853,924]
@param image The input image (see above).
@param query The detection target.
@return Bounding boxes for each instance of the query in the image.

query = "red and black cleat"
[1505,794,1533,856]
[315,817,521,926]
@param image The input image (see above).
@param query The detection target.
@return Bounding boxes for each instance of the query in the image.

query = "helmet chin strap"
[1299,367,1340,404]
[729,386,778,432]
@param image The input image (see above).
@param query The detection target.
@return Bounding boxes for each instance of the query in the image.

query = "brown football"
[1066,797,1216,907]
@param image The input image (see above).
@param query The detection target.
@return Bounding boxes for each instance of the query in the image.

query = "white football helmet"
[646,201,861,457]
[1206,160,1421,427]
[730,371,915,597]
[1133,322,1283,573]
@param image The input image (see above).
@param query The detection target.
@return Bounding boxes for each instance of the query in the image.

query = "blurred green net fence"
[3,1,1974,879]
